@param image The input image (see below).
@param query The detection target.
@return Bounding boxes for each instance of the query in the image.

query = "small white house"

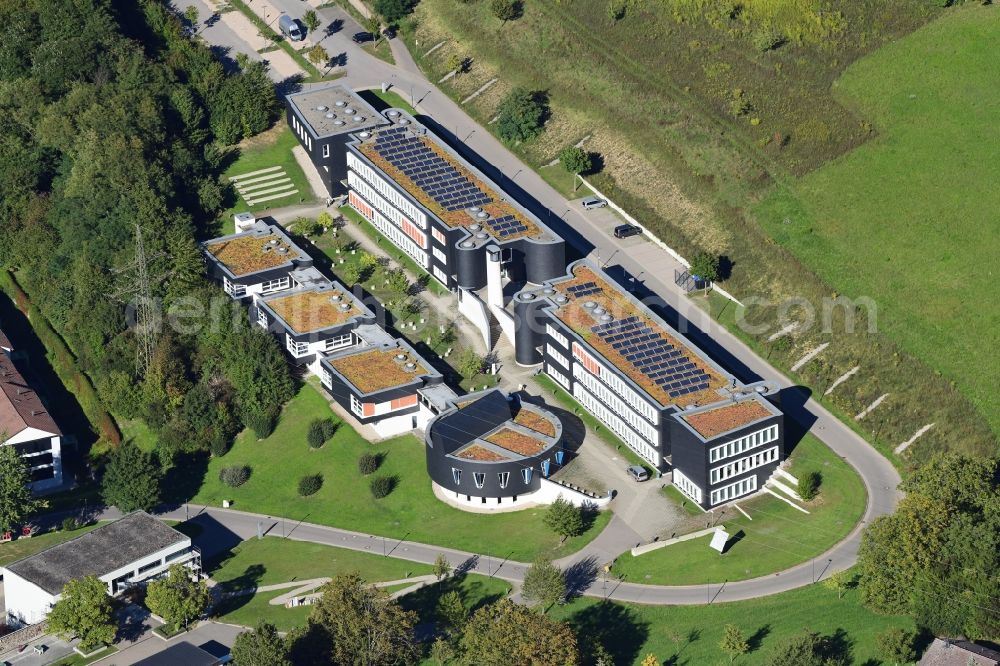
[2,512,200,626]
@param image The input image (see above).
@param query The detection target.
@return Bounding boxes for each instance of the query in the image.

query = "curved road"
[143,2,902,603]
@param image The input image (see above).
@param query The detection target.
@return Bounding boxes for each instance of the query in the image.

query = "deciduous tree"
[307,45,329,68]
[47,576,116,652]
[458,599,578,665]
[145,564,210,630]
[232,622,291,666]
[720,624,750,662]
[302,9,320,34]
[875,627,916,666]
[543,496,584,540]
[521,556,566,610]
[496,88,546,143]
[101,443,162,513]
[0,444,44,532]
[559,146,592,190]
[433,553,451,581]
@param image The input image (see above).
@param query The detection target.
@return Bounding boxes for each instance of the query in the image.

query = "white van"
[279,15,304,41]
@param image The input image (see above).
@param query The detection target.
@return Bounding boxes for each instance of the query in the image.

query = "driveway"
[93,622,243,666]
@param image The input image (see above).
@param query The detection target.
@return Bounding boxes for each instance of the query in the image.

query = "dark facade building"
[201,221,313,301]
[425,389,564,507]
[285,85,388,197]
[512,259,784,510]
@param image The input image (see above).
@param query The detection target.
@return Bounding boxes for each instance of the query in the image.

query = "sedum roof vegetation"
[512,408,557,438]
[682,399,774,439]
[552,264,727,408]
[485,427,548,457]
[266,289,359,333]
[456,444,510,462]
[206,233,300,276]
[359,135,543,241]
[329,348,427,394]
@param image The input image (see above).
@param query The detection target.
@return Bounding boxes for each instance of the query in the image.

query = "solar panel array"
[590,316,712,399]
[486,214,528,238]
[566,282,601,298]
[373,129,492,212]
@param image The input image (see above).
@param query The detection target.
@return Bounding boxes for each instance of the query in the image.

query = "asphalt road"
[159,3,901,603]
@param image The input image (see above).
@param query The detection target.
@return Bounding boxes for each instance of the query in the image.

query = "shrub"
[369,475,396,499]
[244,410,276,439]
[220,465,251,488]
[798,471,822,500]
[358,452,381,475]
[496,88,546,143]
[308,419,335,449]
[62,517,80,532]
[210,435,230,458]
[298,474,323,496]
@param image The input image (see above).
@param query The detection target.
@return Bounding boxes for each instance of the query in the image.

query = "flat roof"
[4,512,188,595]
[327,346,432,394]
[432,390,561,461]
[286,85,385,139]
[262,284,365,334]
[539,262,728,408]
[132,642,222,666]
[679,395,778,439]
[204,225,304,277]
[353,115,556,244]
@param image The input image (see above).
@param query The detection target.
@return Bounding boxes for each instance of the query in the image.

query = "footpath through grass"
[612,433,865,585]
[756,4,1000,436]
[192,382,609,562]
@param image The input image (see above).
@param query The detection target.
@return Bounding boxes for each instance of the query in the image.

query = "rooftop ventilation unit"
[333,120,345,126]
[339,303,351,311]
[469,224,481,231]
[316,105,328,111]
[468,206,481,213]
[475,211,489,219]
[554,295,568,304]
[583,301,597,309]
[387,110,400,117]
[325,112,335,119]
[359,131,371,139]
[600,314,613,322]
[398,118,410,125]
[475,232,488,240]
[352,115,363,122]
[345,108,355,115]
[395,353,407,362]
[276,247,289,255]
[460,241,474,249]
[404,362,417,372]
[335,101,346,107]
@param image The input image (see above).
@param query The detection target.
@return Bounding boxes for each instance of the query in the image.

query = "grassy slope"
[192,382,609,561]
[612,433,865,584]
[221,125,315,217]
[756,5,1000,433]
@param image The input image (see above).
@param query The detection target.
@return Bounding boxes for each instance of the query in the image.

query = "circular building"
[425,389,564,510]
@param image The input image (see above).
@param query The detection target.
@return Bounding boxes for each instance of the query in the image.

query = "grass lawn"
[362,88,418,117]
[551,575,914,666]
[662,485,703,517]
[119,418,158,452]
[0,523,104,566]
[220,125,315,220]
[756,5,1000,435]
[612,434,865,584]
[192,382,610,561]
[48,646,118,666]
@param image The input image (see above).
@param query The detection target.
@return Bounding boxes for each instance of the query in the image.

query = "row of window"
[546,365,570,389]
[573,363,659,444]
[286,334,310,357]
[709,424,780,463]
[572,381,659,464]
[432,246,448,264]
[284,331,354,356]
[291,115,313,152]
[546,324,569,349]
[546,345,569,370]
[433,266,449,286]
[261,276,290,295]
[710,446,779,485]
[570,341,657,424]
[348,172,428,249]
[452,467,533,489]
[710,474,758,506]
[432,227,447,244]
[673,468,703,504]
[347,153,427,228]
[223,277,246,298]
[348,191,429,268]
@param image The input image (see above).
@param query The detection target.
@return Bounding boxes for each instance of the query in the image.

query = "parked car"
[581,196,608,210]
[382,27,396,39]
[626,465,649,482]
[278,15,304,41]
[352,31,374,44]
[614,224,642,239]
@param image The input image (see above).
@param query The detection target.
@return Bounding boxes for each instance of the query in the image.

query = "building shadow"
[777,385,817,457]
[190,513,254,569]
[160,452,209,506]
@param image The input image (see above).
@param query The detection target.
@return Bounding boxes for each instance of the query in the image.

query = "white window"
[321,367,333,388]
[432,247,448,264]
[710,475,758,506]
[286,334,309,357]
[521,468,532,484]
[260,276,290,294]
[346,153,427,228]
[673,468,702,503]
[350,394,364,417]
[307,136,312,151]
[546,345,569,369]
[432,227,446,244]
[709,424,779,463]
[223,277,246,298]
[546,324,568,349]
[324,333,354,352]
[322,144,330,158]
[452,468,462,485]
[347,185,429,268]
[257,308,268,329]
[710,446,779,484]
[573,364,658,444]
[546,365,570,389]
[432,266,449,285]
[572,381,659,465]
[498,472,510,489]
[473,472,485,489]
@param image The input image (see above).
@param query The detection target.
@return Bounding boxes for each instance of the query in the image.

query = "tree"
[101,442,162,513]
[436,590,468,633]
[433,553,451,581]
[302,9,320,34]
[798,471,821,500]
[232,622,292,666]
[309,573,419,665]
[47,576,116,652]
[720,624,750,663]
[521,556,566,610]
[641,655,658,666]
[145,564,210,630]
[490,0,518,23]
[317,211,335,230]
[875,627,916,666]
[496,88,546,143]
[543,496,585,540]
[767,629,847,666]
[457,349,484,379]
[559,146,592,191]
[184,5,198,28]
[446,53,465,77]
[307,45,330,68]
[365,16,382,43]
[823,570,855,599]
[459,599,578,665]
[0,444,44,532]
[374,0,413,26]
[689,252,720,285]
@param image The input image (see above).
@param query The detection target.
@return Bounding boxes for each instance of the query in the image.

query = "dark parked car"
[614,224,642,239]
[352,31,374,44]
[382,27,396,39]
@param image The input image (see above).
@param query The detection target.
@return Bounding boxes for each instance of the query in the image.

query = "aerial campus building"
[286,84,566,350]
[513,260,785,510]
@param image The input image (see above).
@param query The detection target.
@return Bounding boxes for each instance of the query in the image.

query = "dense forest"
[0,0,293,473]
